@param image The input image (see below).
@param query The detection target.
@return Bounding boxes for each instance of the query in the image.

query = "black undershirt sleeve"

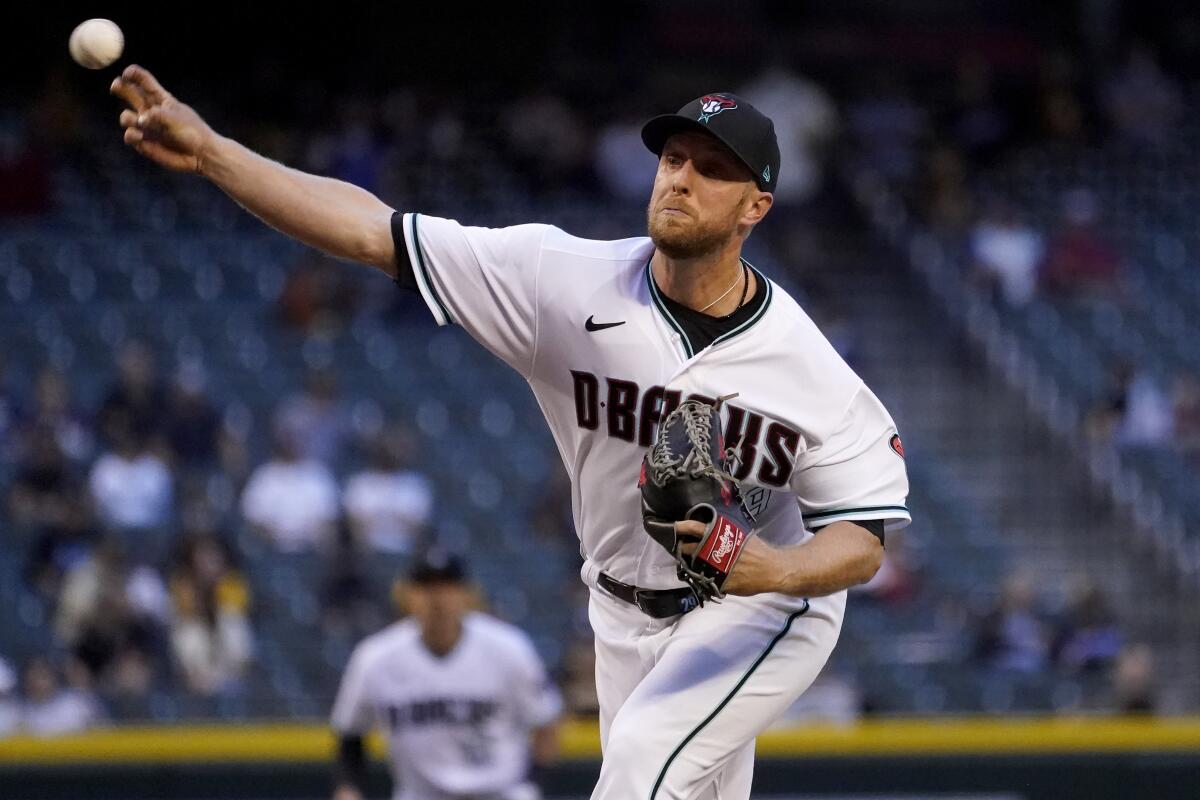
[391,211,417,292]
[334,733,366,791]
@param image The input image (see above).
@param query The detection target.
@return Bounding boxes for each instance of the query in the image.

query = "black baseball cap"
[408,549,468,585]
[641,93,780,192]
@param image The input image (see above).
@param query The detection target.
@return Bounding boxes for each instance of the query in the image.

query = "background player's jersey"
[395,213,910,589]
[331,612,561,800]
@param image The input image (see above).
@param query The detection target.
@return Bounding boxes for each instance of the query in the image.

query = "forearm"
[333,733,366,793]
[200,135,396,272]
[774,521,884,597]
[530,723,560,765]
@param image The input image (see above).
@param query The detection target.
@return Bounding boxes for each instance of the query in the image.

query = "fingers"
[110,76,147,112]
[119,108,161,141]
[121,64,170,104]
[675,520,707,539]
[135,107,166,135]
[127,137,198,173]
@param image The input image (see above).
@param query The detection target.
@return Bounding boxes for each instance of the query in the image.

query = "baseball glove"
[638,396,755,605]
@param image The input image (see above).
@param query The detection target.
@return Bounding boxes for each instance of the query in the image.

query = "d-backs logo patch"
[889,434,905,459]
[742,485,771,519]
[698,94,737,123]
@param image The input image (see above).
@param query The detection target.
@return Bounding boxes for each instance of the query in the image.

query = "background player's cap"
[641,92,780,192]
[409,549,468,584]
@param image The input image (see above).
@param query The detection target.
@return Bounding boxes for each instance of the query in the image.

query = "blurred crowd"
[969,571,1155,713]
[0,338,441,734]
[881,44,1200,455]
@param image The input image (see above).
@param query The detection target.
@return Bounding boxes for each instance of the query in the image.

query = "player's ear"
[466,583,486,612]
[743,190,773,226]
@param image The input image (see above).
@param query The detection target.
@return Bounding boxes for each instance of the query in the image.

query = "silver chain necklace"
[697,264,747,314]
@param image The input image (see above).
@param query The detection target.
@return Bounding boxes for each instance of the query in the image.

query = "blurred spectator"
[1088,360,1134,442]
[168,533,253,696]
[343,426,433,554]
[307,98,384,193]
[97,340,167,447]
[1089,361,1172,446]
[19,368,93,465]
[320,522,385,640]
[1041,188,1122,300]
[1121,376,1173,445]
[54,538,168,690]
[594,112,659,202]
[969,200,1043,307]
[811,301,861,370]
[1102,44,1181,148]
[741,59,839,204]
[501,92,591,191]
[241,428,340,551]
[18,658,103,737]
[278,252,359,334]
[776,671,862,725]
[0,657,18,737]
[1111,644,1157,714]
[1035,50,1088,144]
[973,572,1052,674]
[163,362,223,471]
[1170,375,1200,452]
[561,638,599,718]
[29,68,86,157]
[0,354,22,459]
[24,501,98,606]
[948,55,1012,166]
[88,420,174,538]
[847,74,926,183]
[0,116,51,217]
[7,426,75,533]
[1051,577,1123,675]
[0,357,16,448]
[274,368,350,466]
[921,144,974,236]
[852,534,918,606]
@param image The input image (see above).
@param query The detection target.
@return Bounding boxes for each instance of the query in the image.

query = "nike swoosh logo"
[585,315,626,332]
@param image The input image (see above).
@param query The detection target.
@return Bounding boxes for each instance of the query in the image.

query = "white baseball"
[69,19,124,70]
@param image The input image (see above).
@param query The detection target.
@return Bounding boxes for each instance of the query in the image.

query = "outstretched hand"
[111,64,216,174]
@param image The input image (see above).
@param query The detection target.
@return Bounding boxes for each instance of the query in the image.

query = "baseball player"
[331,551,562,800]
[112,67,910,799]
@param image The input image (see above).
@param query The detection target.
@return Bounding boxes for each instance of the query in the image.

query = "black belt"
[597,571,700,618]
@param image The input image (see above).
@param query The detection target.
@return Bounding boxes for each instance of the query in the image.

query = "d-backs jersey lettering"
[393,212,910,589]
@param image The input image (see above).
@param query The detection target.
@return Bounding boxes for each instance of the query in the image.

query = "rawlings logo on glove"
[638,395,756,606]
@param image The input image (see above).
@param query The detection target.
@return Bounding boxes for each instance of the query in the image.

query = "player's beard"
[646,199,741,260]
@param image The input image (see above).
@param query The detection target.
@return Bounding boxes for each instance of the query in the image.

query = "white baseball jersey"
[395,212,910,589]
[331,612,561,800]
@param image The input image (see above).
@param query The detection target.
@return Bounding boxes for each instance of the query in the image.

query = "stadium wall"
[3,717,1200,799]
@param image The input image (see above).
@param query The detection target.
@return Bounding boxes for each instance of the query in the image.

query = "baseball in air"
[69,19,124,70]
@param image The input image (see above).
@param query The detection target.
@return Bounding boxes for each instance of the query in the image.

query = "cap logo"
[698,95,737,123]
[762,165,771,183]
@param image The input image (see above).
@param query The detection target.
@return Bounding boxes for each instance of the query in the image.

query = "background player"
[331,551,561,800]
[111,67,909,799]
